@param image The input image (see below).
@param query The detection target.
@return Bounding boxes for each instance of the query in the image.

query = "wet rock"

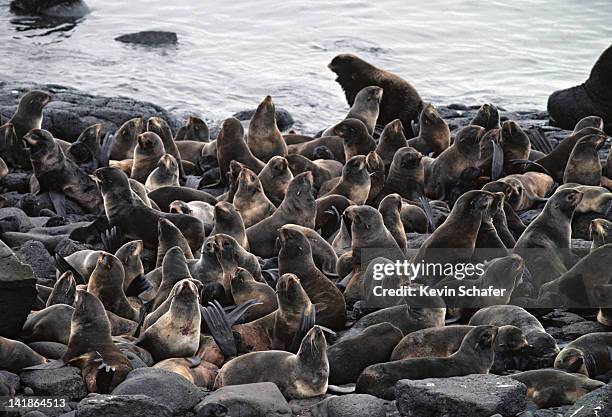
[0,82,181,142]
[16,240,56,280]
[20,366,88,401]
[54,238,92,258]
[541,310,586,327]
[28,341,68,360]
[76,394,172,417]
[0,370,20,395]
[0,239,37,338]
[395,374,527,417]
[111,368,205,414]
[310,394,387,417]
[0,207,48,232]
[115,31,178,46]
[547,320,610,341]
[0,171,31,193]
[195,382,291,417]
[563,383,612,417]
[232,107,295,132]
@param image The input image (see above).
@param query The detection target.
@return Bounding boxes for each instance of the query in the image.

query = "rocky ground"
[1,81,611,417]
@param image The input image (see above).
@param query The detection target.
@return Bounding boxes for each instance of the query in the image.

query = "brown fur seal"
[247,95,287,162]
[382,146,424,201]
[148,186,217,211]
[230,267,277,322]
[175,115,210,142]
[9,90,52,141]
[156,218,194,267]
[321,154,371,204]
[407,103,451,156]
[217,117,265,184]
[109,117,143,161]
[471,103,501,131]
[379,193,408,252]
[557,184,612,214]
[258,155,293,206]
[510,369,604,408]
[154,358,218,389]
[215,326,329,400]
[322,86,383,136]
[356,325,498,400]
[145,154,179,191]
[287,135,345,163]
[400,201,429,233]
[246,172,316,258]
[483,172,553,211]
[281,224,338,274]
[93,167,204,252]
[315,194,354,239]
[232,167,276,228]
[286,154,341,191]
[23,129,101,215]
[328,322,403,385]
[425,125,485,199]
[0,122,30,169]
[590,218,612,249]
[365,150,385,204]
[212,201,249,250]
[130,131,165,183]
[278,227,347,330]
[475,191,509,251]
[147,116,186,180]
[66,123,104,170]
[332,118,376,161]
[0,336,47,372]
[500,120,531,174]
[563,134,605,185]
[376,119,407,171]
[212,233,263,283]
[328,54,423,137]
[169,200,215,228]
[554,332,612,377]
[47,271,76,307]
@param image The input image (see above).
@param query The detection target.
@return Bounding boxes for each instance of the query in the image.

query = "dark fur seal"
[212,201,249,250]
[332,118,376,161]
[230,267,277,322]
[407,103,451,156]
[258,155,293,206]
[328,54,423,137]
[323,86,383,136]
[0,122,30,169]
[483,172,553,211]
[10,0,90,17]
[379,193,408,252]
[554,332,612,378]
[286,154,341,191]
[156,218,194,267]
[376,119,407,171]
[355,325,498,400]
[145,154,179,191]
[232,167,276,228]
[0,336,47,372]
[471,103,501,131]
[563,134,605,185]
[247,95,287,162]
[130,132,165,183]
[217,117,265,184]
[287,135,345,163]
[175,115,210,142]
[381,146,424,201]
[147,116,186,181]
[109,117,143,161]
[321,154,371,204]
[9,90,51,140]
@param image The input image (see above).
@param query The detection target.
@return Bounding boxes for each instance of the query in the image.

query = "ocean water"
[0,0,611,133]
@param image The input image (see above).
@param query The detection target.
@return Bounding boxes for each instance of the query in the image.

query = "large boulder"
[0,238,37,338]
[563,384,612,417]
[310,394,388,417]
[76,394,172,417]
[194,382,292,417]
[395,374,527,417]
[20,366,88,401]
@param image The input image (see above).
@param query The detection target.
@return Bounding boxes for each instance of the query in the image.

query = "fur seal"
[212,202,249,250]
[175,115,210,142]
[400,201,429,233]
[229,267,277,322]
[147,116,186,180]
[9,90,52,140]
[130,131,165,183]
[379,193,408,252]
[315,194,353,239]
[557,184,612,214]
[214,326,329,400]
[258,155,293,206]
[554,332,612,378]
[156,217,194,267]
[212,233,262,284]
[322,155,371,204]
[281,224,338,274]
[323,86,383,136]
[500,120,531,174]
[47,271,76,307]
[278,227,347,330]
[355,325,498,400]
[109,117,143,161]
[563,134,605,185]
[66,123,104,171]
[376,119,407,171]
[286,154,341,191]
[382,146,424,201]
[425,125,485,199]
[0,122,30,169]
[328,54,423,137]
[232,167,275,228]
[0,336,47,372]
[148,186,217,211]
[332,118,376,161]
[246,172,316,258]
[154,358,218,389]
[590,218,612,249]
[145,154,179,191]
[407,103,451,156]
[247,96,287,162]
[169,200,215,229]
[287,135,345,163]
[217,117,265,185]
[483,172,553,211]
[471,103,501,131]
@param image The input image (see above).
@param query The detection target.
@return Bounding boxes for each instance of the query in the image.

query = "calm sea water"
[1,0,611,133]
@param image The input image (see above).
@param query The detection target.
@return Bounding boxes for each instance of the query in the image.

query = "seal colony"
[1,44,612,417]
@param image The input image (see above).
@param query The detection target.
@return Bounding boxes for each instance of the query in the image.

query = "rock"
[0,370,20,395]
[194,382,292,417]
[0,81,181,142]
[115,31,178,46]
[16,240,56,280]
[0,171,31,193]
[53,238,92,258]
[20,366,88,401]
[541,310,586,327]
[520,209,542,225]
[563,384,612,416]
[311,394,387,417]
[547,320,610,341]
[0,207,48,232]
[76,394,172,417]
[232,107,295,132]
[23,412,49,417]
[406,233,430,249]
[0,239,37,338]
[395,374,527,417]
[111,368,205,414]
[28,341,68,360]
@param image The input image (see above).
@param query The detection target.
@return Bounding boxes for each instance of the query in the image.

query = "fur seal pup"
[315,194,353,239]
[278,227,347,330]
[148,186,217,211]
[138,279,201,362]
[217,117,265,184]
[212,233,263,283]
[281,224,338,274]
[130,132,166,183]
[109,117,143,161]
[93,167,204,253]
[286,154,341,191]
[214,326,329,400]
[400,201,429,233]
[514,188,583,289]
[563,134,605,185]
[332,118,376,161]
[175,115,210,142]
[247,96,287,162]
[381,146,424,201]
[328,322,403,385]
[355,325,498,400]
[287,135,345,163]
[23,129,101,215]
[147,116,186,180]
[557,184,612,214]
[258,155,293,206]
[328,54,423,137]
[246,172,316,258]
[379,193,408,252]
[483,172,553,211]
[500,120,531,174]
[554,332,612,378]
[212,202,249,250]
[471,103,501,131]
[0,336,47,372]
[376,119,407,171]
[230,267,277,322]
[232,167,276,228]
[510,369,604,408]
[47,271,76,307]
[65,123,104,171]
[322,86,383,136]
[321,154,371,204]
[145,154,179,191]
[154,358,218,389]
[469,305,559,368]
[156,218,194,267]
[407,103,451,156]
[169,200,215,229]
[9,90,51,140]
[425,125,485,199]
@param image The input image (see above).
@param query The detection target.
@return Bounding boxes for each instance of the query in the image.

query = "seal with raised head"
[563,133,605,185]
[556,184,612,214]
[328,54,423,137]
[332,118,376,162]
[375,119,407,172]
[407,103,451,156]
[258,155,293,206]
[130,131,165,183]
[9,90,52,140]
[217,117,265,185]
[321,154,371,205]
[176,115,209,142]
[247,95,287,162]
[211,201,249,250]
[322,86,383,136]
[381,146,424,201]
[147,116,186,181]
[471,103,501,131]
[145,154,179,191]
[109,117,143,161]
[232,167,276,228]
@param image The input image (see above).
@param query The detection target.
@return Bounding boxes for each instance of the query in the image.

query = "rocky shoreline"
[1,81,611,417]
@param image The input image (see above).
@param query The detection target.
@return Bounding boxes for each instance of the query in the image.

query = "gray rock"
[111,368,205,414]
[563,384,612,417]
[20,366,88,401]
[28,341,68,360]
[23,412,49,417]
[76,394,172,417]
[115,31,178,46]
[0,207,47,233]
[0,239,37,338]
[520,209,542,225]
[548,320,611,341]
[395,374,527,417]
[311,394,387,417]
[541,310,586,327]
[16,240,56,280]
[0,370,20,395]
[0,81,181,142]
[0,171,31,193]
[194,382,292,417]
[232,107,295,132]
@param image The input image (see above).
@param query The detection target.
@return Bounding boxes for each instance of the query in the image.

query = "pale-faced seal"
[247,95,287,162]
[407,103,450,156]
